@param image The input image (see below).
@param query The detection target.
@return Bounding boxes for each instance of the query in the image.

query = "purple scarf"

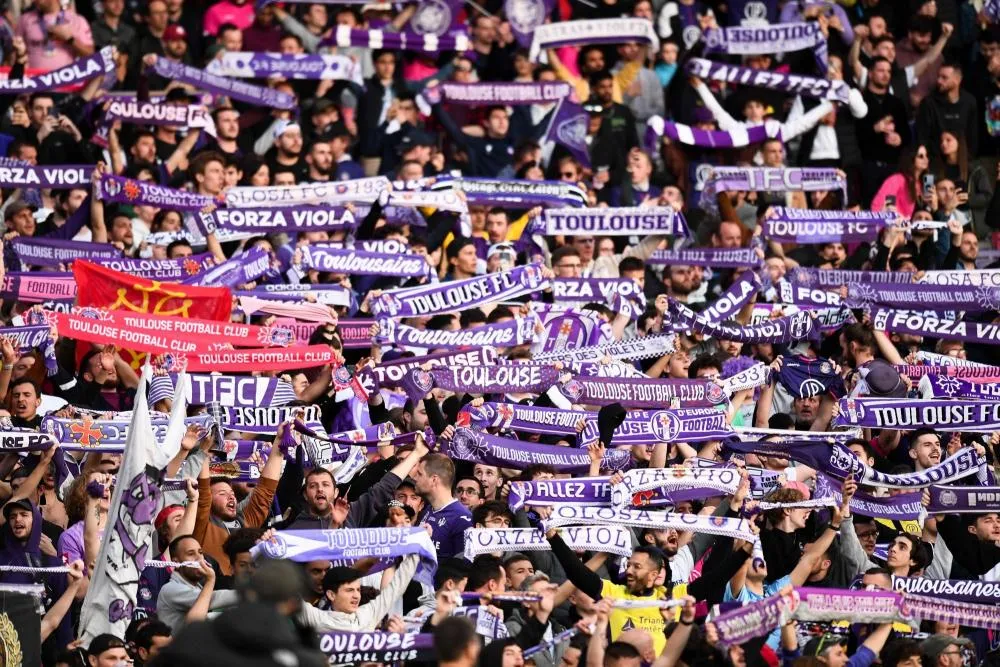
[873,308,1000,343]
[552,278,646,318]
[404,365,559,401]
[104,99,215,130]
[206,52,361,83]
[763,208,893,244]
[437,81,570,105]
[302,246,429,278]
[701,167,844,209]
[11,237,121,267]
[197,207,356,236]
[320,25,471,52]
[834,396,1000,431]
[788,267,915,288]
[372,348,497,387]
[370,263,548,318]
[533,206,687,237]
[446,427,631,473]
[0,46,114,93]
[698,271,761,324]
[561,375,728,408]
[149,58,296,110]
[702,22,827,74]
[686,57,850,103]
[647,247,762,269]
[94,254,213,281]
[376,317,536,349]
[430,176,586,208]
[670,299,818,343]
[0,164,92,189]
[96,173,215,211]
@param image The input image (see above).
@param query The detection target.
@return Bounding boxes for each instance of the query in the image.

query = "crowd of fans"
[0,0,996,666]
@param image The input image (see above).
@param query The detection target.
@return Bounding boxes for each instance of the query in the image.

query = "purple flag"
[506,0,554,46]
[545,99,591,169]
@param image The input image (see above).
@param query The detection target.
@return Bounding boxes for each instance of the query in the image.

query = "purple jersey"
[421,499,473,559]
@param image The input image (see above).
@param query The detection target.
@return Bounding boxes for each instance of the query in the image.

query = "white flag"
[79,368,190,644]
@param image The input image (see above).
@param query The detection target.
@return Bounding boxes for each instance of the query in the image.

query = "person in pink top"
[870,144,931,218]
[16,0,94,71]
[203,0,255,36]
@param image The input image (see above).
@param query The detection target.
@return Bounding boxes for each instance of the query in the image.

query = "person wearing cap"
[265,120,307,182]
[87,633,130,667]
[160,24,189,64]
[920,632,974,667]
[298,551,419,631]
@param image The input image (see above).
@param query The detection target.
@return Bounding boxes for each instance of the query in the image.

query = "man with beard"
[661,265,696,303]
[304,138,333,182]
[207,107,243,160]
[908,428,943,472]
[281,432,429,529]
[157,535,240,632]
[411,453,472,558]
[267,120,307,182]
[194,428,286,575]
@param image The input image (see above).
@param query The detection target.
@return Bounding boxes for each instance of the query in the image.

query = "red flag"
[73,260,232,368]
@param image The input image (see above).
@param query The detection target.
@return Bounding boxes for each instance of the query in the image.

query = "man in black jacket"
[432,100,514,177]
[357,49,404,176]
[857,57,912,205]
[917,62,978,159]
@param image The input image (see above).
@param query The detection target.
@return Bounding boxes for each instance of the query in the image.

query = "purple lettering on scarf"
[301,246,429,278]
[104,99,214,129]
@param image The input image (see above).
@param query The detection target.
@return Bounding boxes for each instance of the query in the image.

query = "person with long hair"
[936,130,993,227]
[871,144,931,217]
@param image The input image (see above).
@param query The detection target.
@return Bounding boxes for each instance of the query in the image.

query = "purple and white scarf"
[235,284,351,307]
[11,237,121,267]
[147,373,298,407]
[721,362,772,394]
[93,254,213,281]
[0,164,92,189]
[371,263,548,318]
[319,632,434,664]
[197,207,355,236]
[701,167,845,209]
[446,427,631,473]
[206,52,362,83]
[893,576,1000,604]
[301,246,430,278]
[788,267,914,288]
[96,173,215,211]
[528,18,659,61]
[927,485,1000,514]
[814,473,922,521]
[405,365,559,399]
[532,334,676,365]
[149,58,296,110]
[900,365,1000,380]
[436,81,570,105]
[611,467,740,509]
[506,0,554,46]
[919,374,1000,401]
[646,114,778,149]
[873,308,1000,344]
[579,407,733,445]
[464,526,632,559]
[182,247,274,288]
[777,280,844,308]
[321,25,471,52]
[762,208,893,244]
[220,404,323,434]
[698,271,761,324]
[647,247,762,269]
[463,402,585,436]
[670,299,818,343]
[749,304,854,331]
[0,46,114,93]
[734,425,862,444]
[251,527,438,586]
[533,206,688,238]
[372,348,497,387]
[854,287,1000,313]
[552,278,646,318]
[376,317,537,350]
[562,375,728,409]
[103,100,215,133]
[541,506,757,542]
[686,58,850,103]
[431,176,587,208]
[917,270,1000,287]
[702,22,827,74]
[730,438,987,488]
[224,177,389,208]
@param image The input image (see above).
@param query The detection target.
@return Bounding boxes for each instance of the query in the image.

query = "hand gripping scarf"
[463,526,633,560]
[251,527,438,586]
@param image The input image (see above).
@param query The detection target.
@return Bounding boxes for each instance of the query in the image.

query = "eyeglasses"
[456,486,480,496]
